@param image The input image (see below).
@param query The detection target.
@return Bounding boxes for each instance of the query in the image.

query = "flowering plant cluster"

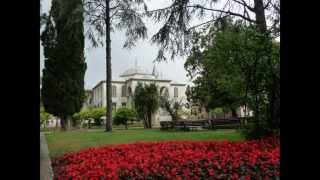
[52,137,279,179]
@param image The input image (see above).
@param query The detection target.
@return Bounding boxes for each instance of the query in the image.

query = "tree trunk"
[60,116,67,131]
[231,108,237,117]
[253,0,267,33]
[144,114,149,129]
[269,76,280,129]
[148,112,152,129]
[67,116,72,129]
[56,118,59,130]
[142,117,147,128]
[105,0,112,132]
[125,121,128,130]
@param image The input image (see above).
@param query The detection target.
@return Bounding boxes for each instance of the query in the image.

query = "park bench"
[160,120,210,131]
[160,121,174,130]
[209,117,240,129]
[183,120,210,131]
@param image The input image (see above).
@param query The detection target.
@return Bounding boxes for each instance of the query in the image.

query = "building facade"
[91,64,187,127]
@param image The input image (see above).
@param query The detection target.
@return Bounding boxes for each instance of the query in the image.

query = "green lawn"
[45,128,244,158]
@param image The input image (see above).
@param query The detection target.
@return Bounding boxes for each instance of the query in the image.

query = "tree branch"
[146,5,174,13]
[187,15,230,31]
[270,1,280,14]
[187,4,256,23]
[231,0,255,12]
[264,0,272,9]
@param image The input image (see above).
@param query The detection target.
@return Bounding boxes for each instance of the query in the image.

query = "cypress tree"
[41,0,86,130]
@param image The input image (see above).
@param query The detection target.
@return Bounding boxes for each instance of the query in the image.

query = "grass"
[45,128,244,158]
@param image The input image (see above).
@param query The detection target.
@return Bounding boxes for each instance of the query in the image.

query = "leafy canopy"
[113,107,137,128]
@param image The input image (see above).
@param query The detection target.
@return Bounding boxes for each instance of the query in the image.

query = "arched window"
[112,85,117,97]
[174,87,178,97]
[121,85,126,97]
[128,86,132,96]
[160,86,169,97]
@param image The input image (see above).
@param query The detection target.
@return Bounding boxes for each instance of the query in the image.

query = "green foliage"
[160,93,182,121]
[185,17,246,113]
[145,0,279,61]
[113,108,137,129]
[41,0,86,130]
[185,17,280,139]
[211,108,224,118]
[40,106,52,127]
[241,122,274,140]
[133,83,160,128]
[90,108,106,125]
[72,107,106,127]
[84,0,148,48]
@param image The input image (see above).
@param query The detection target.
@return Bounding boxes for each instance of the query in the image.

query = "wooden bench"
[160,121,174,130]
[160,120,210,131]
[209,118,240,129]
[183,121,209,131]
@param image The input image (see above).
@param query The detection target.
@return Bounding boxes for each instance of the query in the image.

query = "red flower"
[52,136,280,179]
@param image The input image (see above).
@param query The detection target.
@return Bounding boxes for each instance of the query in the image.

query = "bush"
[40,106,52,128]
[211,107,224,118]
[241,120,275,140]
[90,108,106,126]
[113,107,137,129]
[72,107,106,128]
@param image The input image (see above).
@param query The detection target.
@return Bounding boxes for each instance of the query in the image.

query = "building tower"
[152,64,159,79]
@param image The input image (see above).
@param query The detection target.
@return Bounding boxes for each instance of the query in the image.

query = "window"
[122,102,126,107]
[112,86,117,97]
[128,87,132,96]
[160,87,169,97]
[121,85,126,97]
[174,87,178,97]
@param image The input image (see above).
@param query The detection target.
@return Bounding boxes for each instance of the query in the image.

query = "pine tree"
[41,0,87,130]
[83,0,148,132]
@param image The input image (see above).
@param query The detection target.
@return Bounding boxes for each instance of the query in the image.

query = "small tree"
[133,83,159,129]
[160,94,182,121]
[90,107,106,126]
[113,107,137,129]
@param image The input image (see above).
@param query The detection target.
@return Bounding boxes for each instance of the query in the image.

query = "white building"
[91,64,188,127]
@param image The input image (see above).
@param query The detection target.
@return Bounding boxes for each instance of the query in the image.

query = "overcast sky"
[40,0,279,90]
[40,0,197,90]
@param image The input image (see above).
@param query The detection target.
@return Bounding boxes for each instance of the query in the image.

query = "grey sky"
[40,0,279,89]
[40,0,194,90]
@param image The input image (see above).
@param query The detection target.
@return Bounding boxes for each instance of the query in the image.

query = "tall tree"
[41,0,87,130]
[185,17,280,138]
[145,0,279,61]
[83,0,148,132]
[146,0,279,138]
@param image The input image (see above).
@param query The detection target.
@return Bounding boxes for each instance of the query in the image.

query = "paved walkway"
[40,132,54,180]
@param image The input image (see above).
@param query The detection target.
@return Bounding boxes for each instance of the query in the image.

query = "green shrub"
[72,107,106,127]
[241,120,274,140]
[113,107,137,129]
[90,108,106,125]
[211,107,224,118]
[40,106,52,128]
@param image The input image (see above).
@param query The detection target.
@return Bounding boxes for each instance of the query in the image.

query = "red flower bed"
[52,137,279,179]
